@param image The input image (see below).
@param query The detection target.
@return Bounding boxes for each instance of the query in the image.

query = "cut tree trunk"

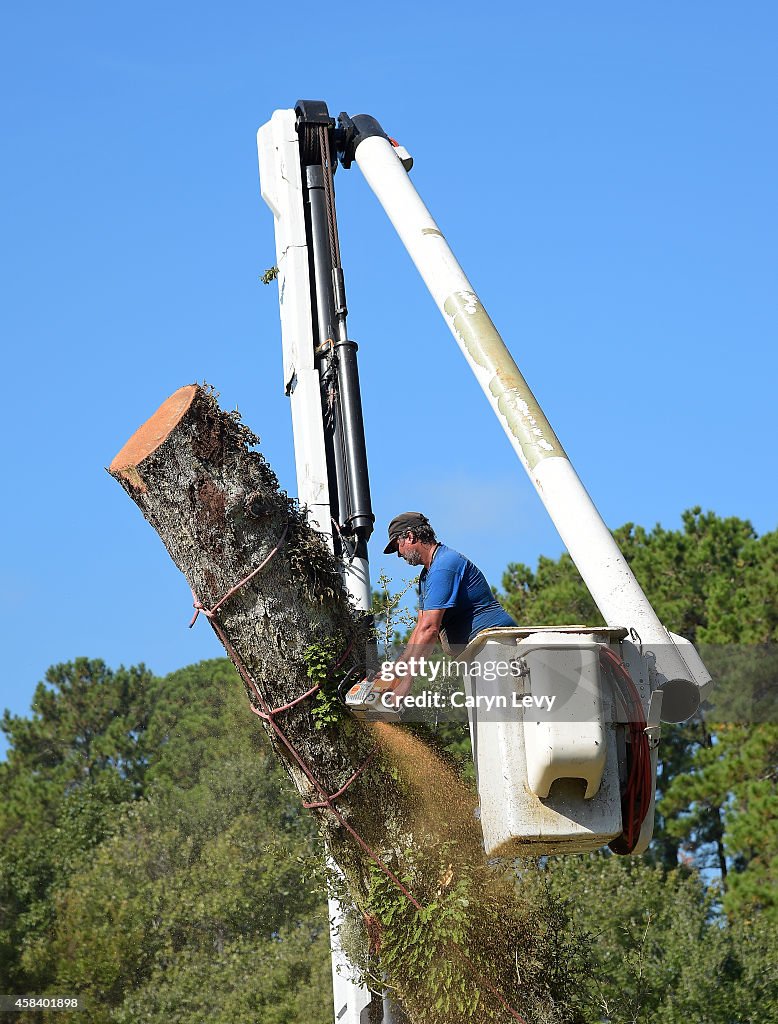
[109,384,582,1024]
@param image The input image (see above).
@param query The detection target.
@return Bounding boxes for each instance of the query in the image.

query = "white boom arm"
[348,121,711,721]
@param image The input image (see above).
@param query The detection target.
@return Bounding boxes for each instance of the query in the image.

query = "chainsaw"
[340,673,407,722]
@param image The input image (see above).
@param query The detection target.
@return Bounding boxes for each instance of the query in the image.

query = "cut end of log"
[110,385,198,481]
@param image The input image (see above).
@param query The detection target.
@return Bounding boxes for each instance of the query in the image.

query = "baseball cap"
[383,512,430,554]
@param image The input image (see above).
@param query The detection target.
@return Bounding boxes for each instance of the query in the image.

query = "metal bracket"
[645,689,664,749]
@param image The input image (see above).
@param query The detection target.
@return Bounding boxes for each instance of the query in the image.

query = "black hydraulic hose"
[304,164,349,531]
[335,336,373,538]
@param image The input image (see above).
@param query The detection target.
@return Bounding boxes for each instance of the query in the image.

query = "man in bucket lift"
[344,512,516,717]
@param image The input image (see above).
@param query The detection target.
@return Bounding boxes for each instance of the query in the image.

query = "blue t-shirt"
[419,543,516,648]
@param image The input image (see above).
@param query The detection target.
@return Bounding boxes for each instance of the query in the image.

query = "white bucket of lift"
[461,628,624,857]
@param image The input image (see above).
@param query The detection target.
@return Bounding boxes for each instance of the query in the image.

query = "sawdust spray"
[349,723,581,1024]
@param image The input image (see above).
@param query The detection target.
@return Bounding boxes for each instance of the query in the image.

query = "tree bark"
[109,384,581,1024]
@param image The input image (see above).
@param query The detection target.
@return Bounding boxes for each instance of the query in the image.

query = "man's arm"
[383,608,445,699]
[400,608,445,659]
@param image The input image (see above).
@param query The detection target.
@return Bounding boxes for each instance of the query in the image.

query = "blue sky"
[2,3,776,754]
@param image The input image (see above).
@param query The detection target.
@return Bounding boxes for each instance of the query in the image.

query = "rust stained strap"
[189,521,291,628]
[193,601,425,911]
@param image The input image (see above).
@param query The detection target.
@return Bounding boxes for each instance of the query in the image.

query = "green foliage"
[500,507,776,644]
[356,849,584,1024]
[369,869,483,1020]
[0,658,332,1022]
[1,658,154,798]
[260,265,279,284]
[50,750,328,1021]
[545,853,778,1023]
[0,659,155,993]
[304,639,349,729]
[500,554,600,628]
[111,927,333,1024]
[661,721,778,923]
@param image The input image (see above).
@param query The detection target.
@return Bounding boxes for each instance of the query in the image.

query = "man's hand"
[342,672,410,721]
[374,672,414,706]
